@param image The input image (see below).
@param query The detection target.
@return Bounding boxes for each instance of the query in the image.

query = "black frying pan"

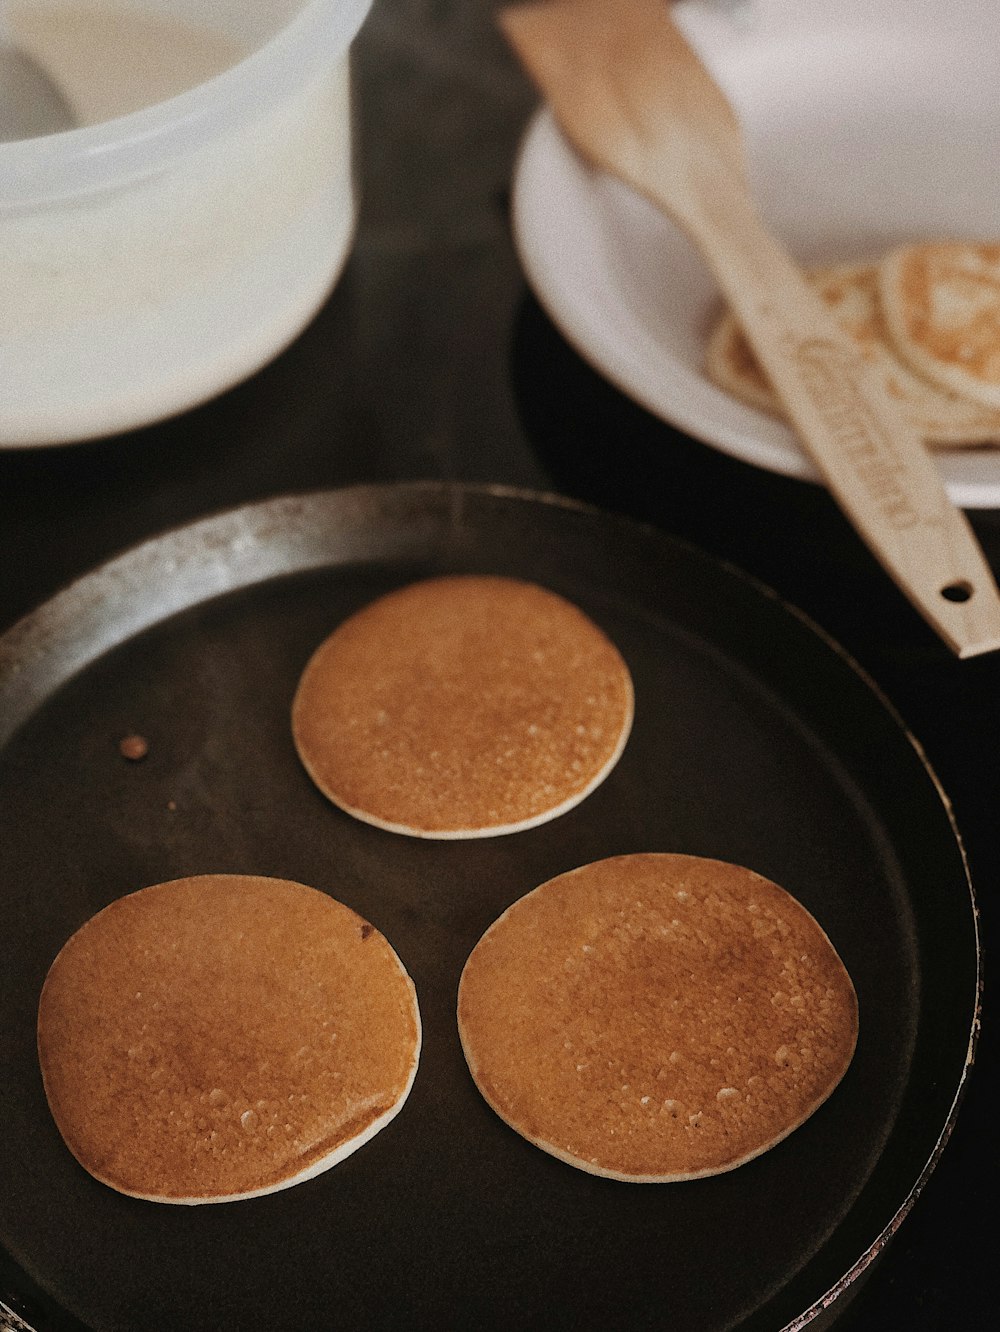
[0,484,978,1331]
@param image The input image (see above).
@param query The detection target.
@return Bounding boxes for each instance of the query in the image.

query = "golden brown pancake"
[291,575,634,838]
[458,854,858,1182]
[706,261,1000,445]
[37,874,421,1204]
[879,241,1000,410]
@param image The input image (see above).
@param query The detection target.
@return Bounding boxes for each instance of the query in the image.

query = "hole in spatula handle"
[941,581,974,604]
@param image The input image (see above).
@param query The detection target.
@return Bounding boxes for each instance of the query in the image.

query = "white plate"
[510,0,1000,509]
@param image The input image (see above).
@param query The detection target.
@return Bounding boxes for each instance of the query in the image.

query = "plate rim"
[510,58,1000,511]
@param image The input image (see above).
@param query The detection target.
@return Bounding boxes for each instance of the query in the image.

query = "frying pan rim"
[0,480,981,1332]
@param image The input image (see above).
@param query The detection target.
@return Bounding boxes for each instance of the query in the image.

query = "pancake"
[706,261,1000,445]
[291,575,634,838]
[457,854,858,1182]
[37,874,421,1204]
[879,241,1000,410]
[704,304,780,417]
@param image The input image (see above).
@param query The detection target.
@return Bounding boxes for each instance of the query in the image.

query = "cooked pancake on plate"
[706,262,1000,445]
[291,575,634,838]
[37,874,421,1204]
[704,303,782,418]
[458,854,858,1182]
[879,241,1000,410]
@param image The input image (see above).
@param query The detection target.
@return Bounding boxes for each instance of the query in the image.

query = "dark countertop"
[0,2,993,1327]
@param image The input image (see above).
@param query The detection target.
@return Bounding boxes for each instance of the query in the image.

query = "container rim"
[0,0,374,209]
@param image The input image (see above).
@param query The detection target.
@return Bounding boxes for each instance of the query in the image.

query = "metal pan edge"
[0,482,980,1332]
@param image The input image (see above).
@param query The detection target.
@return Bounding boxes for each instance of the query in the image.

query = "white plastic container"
[0,0,374,446]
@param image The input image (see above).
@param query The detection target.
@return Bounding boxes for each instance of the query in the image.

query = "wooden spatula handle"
[687,196,1000,656]
[499,0,1000,656]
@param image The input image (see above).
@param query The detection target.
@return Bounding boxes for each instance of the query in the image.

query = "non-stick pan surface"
[0,484,978,1332]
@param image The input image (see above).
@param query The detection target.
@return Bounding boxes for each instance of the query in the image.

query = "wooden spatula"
[0,7,75,141]
[499,0,1000,658]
